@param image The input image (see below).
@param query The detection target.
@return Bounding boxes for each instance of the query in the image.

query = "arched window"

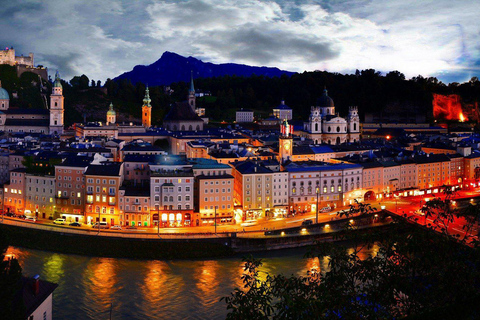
[196,125,200,131]
[336,137,341,145]
[354,123,357,131]
[328,126,331,132]
[169,196,173,202]
[164,196,168,202]
[181,125,185,131]
[189,125,192,131]
[315,123,318,132]
[336,126,340,132]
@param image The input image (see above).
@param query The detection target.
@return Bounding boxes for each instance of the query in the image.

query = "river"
[7,244,378,320]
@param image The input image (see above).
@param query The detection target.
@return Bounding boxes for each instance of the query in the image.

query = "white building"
[150,155,194,227]
[236,108,254,123]
[273,100,292,120]
[285,161,363,212]
[25,174,55,218]
[299,88,360,145]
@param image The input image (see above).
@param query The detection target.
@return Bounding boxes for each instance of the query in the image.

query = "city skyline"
[0,0,479,83]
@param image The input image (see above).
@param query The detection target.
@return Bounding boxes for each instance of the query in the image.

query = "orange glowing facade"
[84,163,124,226]
[142,86,152,128]
[414,154,450,189]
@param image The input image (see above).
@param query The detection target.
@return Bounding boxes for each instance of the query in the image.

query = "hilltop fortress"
[0,47,48,80]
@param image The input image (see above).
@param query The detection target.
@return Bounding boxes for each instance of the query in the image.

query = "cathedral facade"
[299,88,360,145]
[0,72,64,135]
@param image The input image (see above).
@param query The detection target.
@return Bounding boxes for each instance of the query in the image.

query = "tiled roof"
[85,163,122,176]
[164,101,203,122]
[5,119,50,127]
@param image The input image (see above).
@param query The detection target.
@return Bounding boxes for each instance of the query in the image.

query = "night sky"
[1,0,479,83]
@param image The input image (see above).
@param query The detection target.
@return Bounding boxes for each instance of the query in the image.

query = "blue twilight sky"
[0,0,479,83]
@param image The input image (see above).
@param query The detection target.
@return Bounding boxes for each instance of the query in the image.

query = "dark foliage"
[224,194,480,319]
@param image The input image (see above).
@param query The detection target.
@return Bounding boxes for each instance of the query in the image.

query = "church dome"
[317,88,334,108]
[107,103,116,116]
[53,71,62,89]
[0,87,9,100]
[0,81,9,100]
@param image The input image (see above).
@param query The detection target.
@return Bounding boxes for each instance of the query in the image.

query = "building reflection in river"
[83,258,118,311]
[42,253,65,284]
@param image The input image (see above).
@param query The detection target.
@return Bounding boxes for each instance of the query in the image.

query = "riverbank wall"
[0,224,233,260]
[0,212,393,259]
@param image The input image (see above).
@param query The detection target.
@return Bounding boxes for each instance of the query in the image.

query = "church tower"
[279,119,293,163]
[347,106,360,143]
[49,71,64,135]
[188,71,196,111]
[106,102,116,125]
[142,86,152,128]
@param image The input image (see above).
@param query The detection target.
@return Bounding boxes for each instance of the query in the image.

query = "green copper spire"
[53,71,62,89]
[189,70,195,93]
[107,102,116,115]
[143,86,151,107]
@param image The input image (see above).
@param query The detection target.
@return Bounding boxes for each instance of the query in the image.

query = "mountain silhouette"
[114,51,296,86]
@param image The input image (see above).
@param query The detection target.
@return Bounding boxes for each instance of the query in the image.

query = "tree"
[224,198,480,319]
[0,232,25,319]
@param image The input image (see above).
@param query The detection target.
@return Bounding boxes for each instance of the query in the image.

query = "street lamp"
[157,208,160,237]
[316,186,320,224]
[97,209,101,235]
[214,206,218,234]
[1,188,4,223]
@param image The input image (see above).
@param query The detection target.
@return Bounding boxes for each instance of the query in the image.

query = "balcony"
[55,194,69,199]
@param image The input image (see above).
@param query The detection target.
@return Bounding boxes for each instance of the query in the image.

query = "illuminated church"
[298,88,360,145]
[0,72,64,135]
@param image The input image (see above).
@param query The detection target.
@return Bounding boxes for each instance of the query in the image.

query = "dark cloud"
[0,0,478,83]
[40,52,83,79]
[211,28,338,65]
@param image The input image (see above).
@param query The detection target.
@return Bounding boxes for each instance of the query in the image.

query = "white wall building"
[236,109,254,123]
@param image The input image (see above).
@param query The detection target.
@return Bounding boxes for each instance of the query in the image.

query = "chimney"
[33,274,40,296]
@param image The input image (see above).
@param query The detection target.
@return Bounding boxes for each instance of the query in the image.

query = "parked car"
[92,221,109,229]
[24,216,36,222]
[69,222,81,227]
[321,206,332,213]
[125,225,137,230]
[241,220,257,227]
[53,218,66,225]
[301,219,313,226]
[110,225,122,230]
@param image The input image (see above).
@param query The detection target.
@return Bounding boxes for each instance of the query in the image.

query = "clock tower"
[279,119,293,163]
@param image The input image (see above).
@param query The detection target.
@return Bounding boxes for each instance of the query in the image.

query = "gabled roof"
[85,163,122,176]
[164,101,203,122]
[233,161,273,174]
[5,119,50,127]
[17,276,58,318]
[4,108,49,115]
[413,154,451,164]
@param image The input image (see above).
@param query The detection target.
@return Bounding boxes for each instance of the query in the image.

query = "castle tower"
[279,119,293,163]
[0,80,10,111]
[142,86,152,128]
[188,71,196,111]
[49,71,64,135]
[106,102,116,125]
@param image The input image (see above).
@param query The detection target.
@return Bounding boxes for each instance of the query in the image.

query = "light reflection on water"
[7,244,378,320]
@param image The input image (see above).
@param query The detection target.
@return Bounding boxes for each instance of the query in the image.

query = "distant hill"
[114,51,296,86]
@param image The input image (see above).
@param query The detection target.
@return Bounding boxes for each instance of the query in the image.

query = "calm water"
[8,245,377,320]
